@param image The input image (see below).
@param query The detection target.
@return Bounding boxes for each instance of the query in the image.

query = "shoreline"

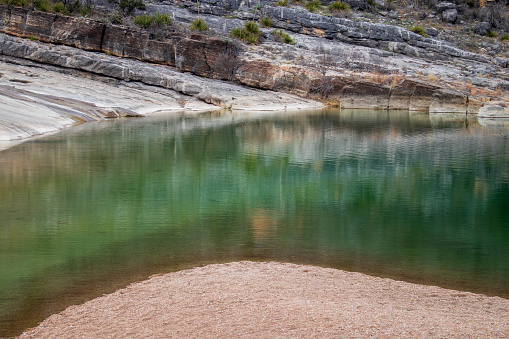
[19,261,509,338]
[0,56,324,151]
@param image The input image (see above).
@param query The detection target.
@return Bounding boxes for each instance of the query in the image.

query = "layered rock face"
[0,5,486,113]
[150,0,509,68]
[0,34,322,110]
[0,5,237,80]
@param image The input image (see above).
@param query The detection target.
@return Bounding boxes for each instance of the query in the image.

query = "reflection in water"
[0,109,508,336]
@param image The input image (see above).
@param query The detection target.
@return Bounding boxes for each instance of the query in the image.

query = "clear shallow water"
[1,109,509,336]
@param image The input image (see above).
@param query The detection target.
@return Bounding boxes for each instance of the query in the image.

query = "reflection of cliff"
[4,110,507,239]
[236,110,488,166]
[251,209,278,242]
[1,111,509,334]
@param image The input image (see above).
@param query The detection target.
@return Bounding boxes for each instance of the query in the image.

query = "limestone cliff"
[0,5,493,114]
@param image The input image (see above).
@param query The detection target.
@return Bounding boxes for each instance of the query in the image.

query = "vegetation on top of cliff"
[271,29,296,44]
[260,17,273,28]
[134,14,153,28]
[410,25,428,37]
[0,0,89,15]
[327,1,350,11]
[134,12,172,28]
[2,0,509,59]
[51,2,66,13]
[305,0,323,12]
[486,29,497,37]
[230,21,262,44]
[190,18,209,31]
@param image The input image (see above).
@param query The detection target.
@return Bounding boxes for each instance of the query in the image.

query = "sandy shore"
[19,261,508,338]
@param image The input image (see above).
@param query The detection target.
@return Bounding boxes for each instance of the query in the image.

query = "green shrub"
[134,14,153,28]
[134,13,172,29]
[284,35,296,44]
[245,33,260,44]
[51,2,67,13]
[275,0,287,6]
[327,1,350,11]
[271,29,296,44]
[153,12,172,27]
[2,0,30,7]
[190,18,209,31]
[410,25,428,37]
[486,30,497,38]
[305,0,323,12]
[245,21,260,34]
[79,3,91,16]
[28,35,38,41]
[68,0,91,16]
[500,33,509,41]
[230,27,247,40]
[260,16,272,28]
[33,0,50,12]
[230,22,262,44]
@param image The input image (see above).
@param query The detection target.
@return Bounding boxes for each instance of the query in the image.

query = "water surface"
[1,109,508,336]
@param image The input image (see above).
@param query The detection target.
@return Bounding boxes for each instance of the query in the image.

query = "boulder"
[478,103,509,118]
[425,27,439,37]
[272,65,311,97]
[441,8,457,23]
[436,2,457,13]
[388,10,399,19]
[236,60,277,90]
[474,22,491,36]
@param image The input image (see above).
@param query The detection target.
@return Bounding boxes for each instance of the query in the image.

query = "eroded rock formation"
[0,5,498,114]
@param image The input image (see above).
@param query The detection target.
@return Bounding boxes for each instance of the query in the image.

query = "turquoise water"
[1,109,508,336]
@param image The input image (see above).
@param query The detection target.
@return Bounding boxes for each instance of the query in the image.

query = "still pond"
[1,109,508,336]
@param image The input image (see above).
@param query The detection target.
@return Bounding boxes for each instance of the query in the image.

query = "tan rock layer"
[0,5,235,79]
[0,5,479,113]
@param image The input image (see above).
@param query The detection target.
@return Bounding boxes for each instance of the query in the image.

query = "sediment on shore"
[19,261,509,338]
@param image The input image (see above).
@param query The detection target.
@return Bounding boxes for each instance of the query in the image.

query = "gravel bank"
[19,261,509,338]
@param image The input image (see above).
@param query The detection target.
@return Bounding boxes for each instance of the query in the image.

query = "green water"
[1,109,509,336]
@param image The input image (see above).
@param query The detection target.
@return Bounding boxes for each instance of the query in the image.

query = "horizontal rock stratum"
[0,44,322,145]
[0,6,487,114]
